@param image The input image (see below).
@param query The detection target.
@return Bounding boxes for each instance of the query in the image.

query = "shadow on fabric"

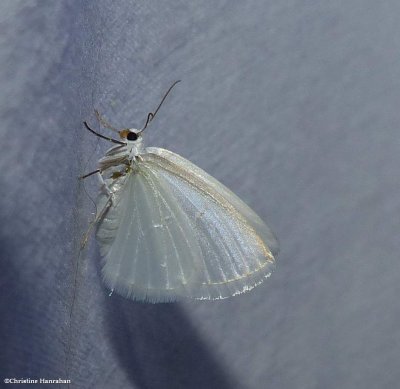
[104,296,235,389]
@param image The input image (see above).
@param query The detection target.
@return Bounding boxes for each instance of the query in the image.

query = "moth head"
[119,129,141,142]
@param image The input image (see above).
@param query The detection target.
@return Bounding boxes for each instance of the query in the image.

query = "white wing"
[96,147,278,302]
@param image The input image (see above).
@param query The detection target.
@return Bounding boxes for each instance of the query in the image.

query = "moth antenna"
[138,80,181,133]
[94,109,120,133]
[83,121,126,145]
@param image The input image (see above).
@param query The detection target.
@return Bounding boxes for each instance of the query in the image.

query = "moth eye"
[127,132,138,141]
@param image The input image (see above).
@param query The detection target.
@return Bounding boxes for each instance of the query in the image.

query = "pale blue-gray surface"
[1,1,399,388]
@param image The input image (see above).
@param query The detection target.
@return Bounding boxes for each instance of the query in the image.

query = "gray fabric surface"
[1,1,399,388]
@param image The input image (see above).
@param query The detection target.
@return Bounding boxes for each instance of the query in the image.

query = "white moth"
[82,81,278,303]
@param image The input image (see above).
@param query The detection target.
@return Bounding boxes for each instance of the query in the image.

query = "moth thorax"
[127,137,145,157]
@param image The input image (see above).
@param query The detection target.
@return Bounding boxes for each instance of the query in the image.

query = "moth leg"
[81,194,113,249]
[80,171,122,248]
[96,171,115,203]
[79,169,101,180]
[80,169,114,198]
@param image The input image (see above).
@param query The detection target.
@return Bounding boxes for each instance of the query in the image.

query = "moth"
[81,81,278,302]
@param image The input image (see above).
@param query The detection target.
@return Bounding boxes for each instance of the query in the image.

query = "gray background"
[0,1,399,388]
